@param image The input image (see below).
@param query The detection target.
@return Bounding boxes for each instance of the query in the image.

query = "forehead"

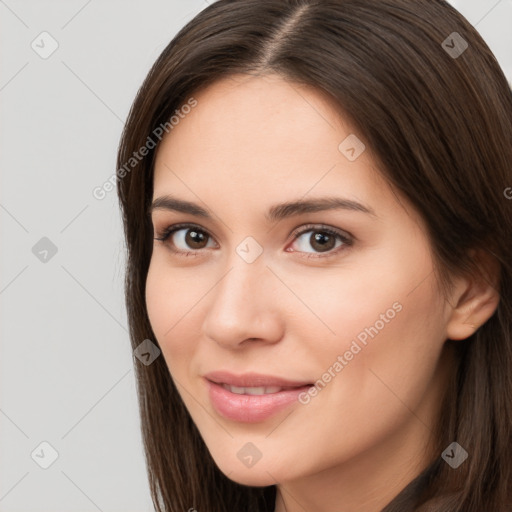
[160,73,349,150]
[151,73,416,227]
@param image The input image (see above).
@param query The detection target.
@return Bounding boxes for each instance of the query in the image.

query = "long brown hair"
[116,1,512,510]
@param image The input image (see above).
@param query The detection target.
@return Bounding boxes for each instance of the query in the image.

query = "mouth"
[204,375,314,423]
[217,383,310,395]
[204,370,313,389]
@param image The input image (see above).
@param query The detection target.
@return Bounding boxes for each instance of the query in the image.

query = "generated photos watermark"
[92,97,198,200]
[298,300,403,404]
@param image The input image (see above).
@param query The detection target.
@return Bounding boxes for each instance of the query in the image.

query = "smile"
[220,384,294,395]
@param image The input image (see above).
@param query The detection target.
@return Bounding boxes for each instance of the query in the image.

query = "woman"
[116,0,512,510]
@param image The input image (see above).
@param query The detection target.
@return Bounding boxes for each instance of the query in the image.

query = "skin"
[145,73,500,512]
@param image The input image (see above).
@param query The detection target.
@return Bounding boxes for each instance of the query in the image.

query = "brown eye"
[182,228,209,249]
[309,232,337,252]
[155,224,217,254]
[289,225,353,258]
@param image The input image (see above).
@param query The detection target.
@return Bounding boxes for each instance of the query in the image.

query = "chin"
[210,453,282,487]
[222,468,279,487]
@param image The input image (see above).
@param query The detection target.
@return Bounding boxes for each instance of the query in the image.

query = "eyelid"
[290,223,353,242]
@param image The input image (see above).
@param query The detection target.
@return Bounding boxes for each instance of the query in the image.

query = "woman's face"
[146,74,454,494]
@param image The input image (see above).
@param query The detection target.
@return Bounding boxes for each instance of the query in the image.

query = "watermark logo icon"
[31,441,59,469]
[441,441,468,469]
[339,134,366,162]
[32,237,58,263]
[236,236,263,264]
[237,442,262,468]
[134,339,161,366]
[31,31,59,59]
[442,32,468,59]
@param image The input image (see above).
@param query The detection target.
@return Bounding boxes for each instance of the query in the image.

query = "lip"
[204,371,313,423]
[203,370,312,388]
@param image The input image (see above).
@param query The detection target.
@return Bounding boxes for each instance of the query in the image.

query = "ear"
[445,248,501,341]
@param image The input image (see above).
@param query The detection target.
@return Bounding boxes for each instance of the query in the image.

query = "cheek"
[290,273,446,469]
[313,266,445,432]
[296,236,445,400]
[282,246,437,358]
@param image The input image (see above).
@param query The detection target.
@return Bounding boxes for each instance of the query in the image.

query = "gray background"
[0,1,510,510]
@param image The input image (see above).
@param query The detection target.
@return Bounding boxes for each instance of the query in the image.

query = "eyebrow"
[150,195,377,222]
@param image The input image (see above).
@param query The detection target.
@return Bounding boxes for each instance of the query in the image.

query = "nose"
[201,252,285,349]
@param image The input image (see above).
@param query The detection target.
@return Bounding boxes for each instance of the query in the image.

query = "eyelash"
[153,222,353,260]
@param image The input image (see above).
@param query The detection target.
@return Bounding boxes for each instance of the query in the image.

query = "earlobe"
[445,249,501,341]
